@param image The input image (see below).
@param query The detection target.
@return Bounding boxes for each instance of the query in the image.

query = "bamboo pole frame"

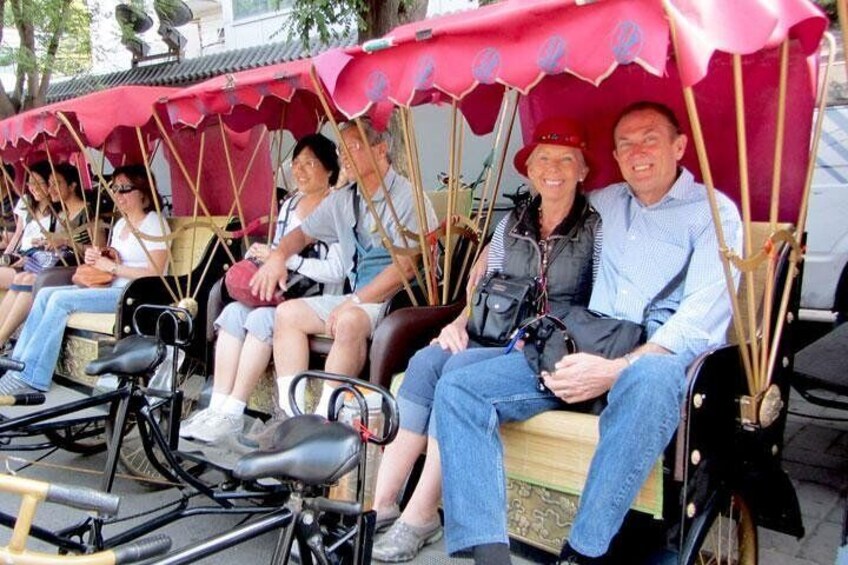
[55,111,180,304]
[666,7,756,395]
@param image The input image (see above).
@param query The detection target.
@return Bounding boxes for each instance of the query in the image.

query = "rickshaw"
[307,0,831,561]
[0,85,239,462]
[0,0,835,562]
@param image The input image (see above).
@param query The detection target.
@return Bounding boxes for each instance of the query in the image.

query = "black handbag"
[522,314,578,374]
[561,307,646,360]
[466,273,538,346]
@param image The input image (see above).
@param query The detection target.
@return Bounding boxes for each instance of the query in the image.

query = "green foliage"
[815,0,838,22]
[0,0,91,112]
[284,0,365,46]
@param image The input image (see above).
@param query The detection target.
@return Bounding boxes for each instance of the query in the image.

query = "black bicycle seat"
[85,335,166,377]
[233,415,361,485]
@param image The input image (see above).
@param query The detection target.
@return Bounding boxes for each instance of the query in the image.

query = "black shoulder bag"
[523,251,693,375]
[466,272,539,346]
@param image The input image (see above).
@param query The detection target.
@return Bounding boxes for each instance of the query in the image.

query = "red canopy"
[157,58,331,138]
[315,0,825,126]
[314,0,828,221]
[0,86,178,164]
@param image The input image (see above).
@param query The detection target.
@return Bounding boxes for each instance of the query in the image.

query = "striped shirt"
[486,205,603,284]
[587,168,743,365]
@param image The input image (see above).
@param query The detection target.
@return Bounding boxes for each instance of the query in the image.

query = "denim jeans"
[10,285,124,391]
[397,343,504,435]
[435,352,687,557]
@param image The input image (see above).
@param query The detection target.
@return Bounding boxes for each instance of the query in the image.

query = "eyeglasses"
[111,183,139,194]
[292,158,320,170]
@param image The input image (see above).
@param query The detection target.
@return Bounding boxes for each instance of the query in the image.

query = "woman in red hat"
[370,117,602,562]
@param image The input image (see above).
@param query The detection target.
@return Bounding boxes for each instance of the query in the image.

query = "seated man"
[434,101,743,564]
[251,117,438,414]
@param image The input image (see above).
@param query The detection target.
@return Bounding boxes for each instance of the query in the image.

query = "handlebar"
[0,392,45,406]
[46,483,120,517]
[113,534,172,564]
[0,357,25,372]
[289,371,400,446]
[132,304,194,346]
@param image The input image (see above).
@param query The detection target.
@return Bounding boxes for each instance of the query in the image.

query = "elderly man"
[433,101,743,564]
[251,118,437,415]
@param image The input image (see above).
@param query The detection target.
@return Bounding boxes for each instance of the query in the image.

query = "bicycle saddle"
[85,335,166,377]
[233,415,361,485]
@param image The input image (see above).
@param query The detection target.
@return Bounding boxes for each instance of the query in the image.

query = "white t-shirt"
[15,199,52,252]
[109,211,170,287]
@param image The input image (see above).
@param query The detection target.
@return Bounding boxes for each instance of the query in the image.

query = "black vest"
[501,194,599,317]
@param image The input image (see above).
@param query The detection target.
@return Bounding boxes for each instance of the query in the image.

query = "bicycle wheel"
[44,421,107,455]
[690,492,758,565]
[104,372,201,488]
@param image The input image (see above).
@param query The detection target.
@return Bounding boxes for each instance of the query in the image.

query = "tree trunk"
[361,0,427,40]
[360,0,429,177]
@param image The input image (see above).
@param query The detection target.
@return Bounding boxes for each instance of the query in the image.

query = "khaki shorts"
[301,294,388,334]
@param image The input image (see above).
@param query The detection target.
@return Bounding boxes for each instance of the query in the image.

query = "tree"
[286,0,427,45]
[0,0,91,118]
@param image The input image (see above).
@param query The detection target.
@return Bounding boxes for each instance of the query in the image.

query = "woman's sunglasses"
[111,183,139,194]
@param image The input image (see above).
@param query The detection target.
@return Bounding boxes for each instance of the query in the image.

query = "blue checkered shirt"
[587,168,743,366]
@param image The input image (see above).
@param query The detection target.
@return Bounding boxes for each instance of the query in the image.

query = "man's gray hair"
[339,117,391,148]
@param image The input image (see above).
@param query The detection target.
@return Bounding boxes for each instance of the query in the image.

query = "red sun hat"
[513,117,588,177]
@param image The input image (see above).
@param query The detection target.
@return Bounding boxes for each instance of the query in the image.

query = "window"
[232,0,288,20]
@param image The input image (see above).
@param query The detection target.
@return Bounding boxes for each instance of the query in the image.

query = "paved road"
[0,389,844,564]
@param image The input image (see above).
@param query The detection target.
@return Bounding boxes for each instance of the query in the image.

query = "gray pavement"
[0,388,845,564]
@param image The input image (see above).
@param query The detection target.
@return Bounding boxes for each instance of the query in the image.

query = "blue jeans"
[10,285,124,391]
[434,352,687,557]
[397,344,504,435]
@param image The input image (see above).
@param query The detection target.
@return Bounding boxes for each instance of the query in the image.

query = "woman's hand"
[84,246,101,265]
[93,254,120,274]
[432,313,470,354]
[45,236,69,250]
[246,243,271,262]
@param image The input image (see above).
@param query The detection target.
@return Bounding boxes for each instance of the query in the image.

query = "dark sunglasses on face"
[111,183,139,194]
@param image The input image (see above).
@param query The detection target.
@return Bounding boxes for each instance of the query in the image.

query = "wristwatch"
[350,293,363,305]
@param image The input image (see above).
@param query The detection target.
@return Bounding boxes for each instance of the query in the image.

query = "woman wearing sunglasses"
[0,164,170,395]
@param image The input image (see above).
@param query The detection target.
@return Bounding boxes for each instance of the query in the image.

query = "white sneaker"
[178,408,215,439]
[190,412,244,444]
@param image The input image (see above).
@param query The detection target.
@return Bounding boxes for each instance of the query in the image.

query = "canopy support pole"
[136,126,182,300]
[399,108,437,305]
[218,121,249,249]
[732,54,763,391]
[667,10,755,395]
[151,112,238,266]
[759,40,791,390]
[767,33,836,385]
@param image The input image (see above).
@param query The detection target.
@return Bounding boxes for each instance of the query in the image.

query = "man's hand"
[250,252,288,301]
[541,353,626,404]
[432,314,470,354]
[325,299,357,337]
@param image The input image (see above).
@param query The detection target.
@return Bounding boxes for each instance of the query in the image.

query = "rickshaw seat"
[233,415,360,485]
[40,216,234,387]
[84,335,165,378]
[497,220,800,553]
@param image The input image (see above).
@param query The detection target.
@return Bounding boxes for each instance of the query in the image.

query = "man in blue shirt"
[433,102,743,564]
